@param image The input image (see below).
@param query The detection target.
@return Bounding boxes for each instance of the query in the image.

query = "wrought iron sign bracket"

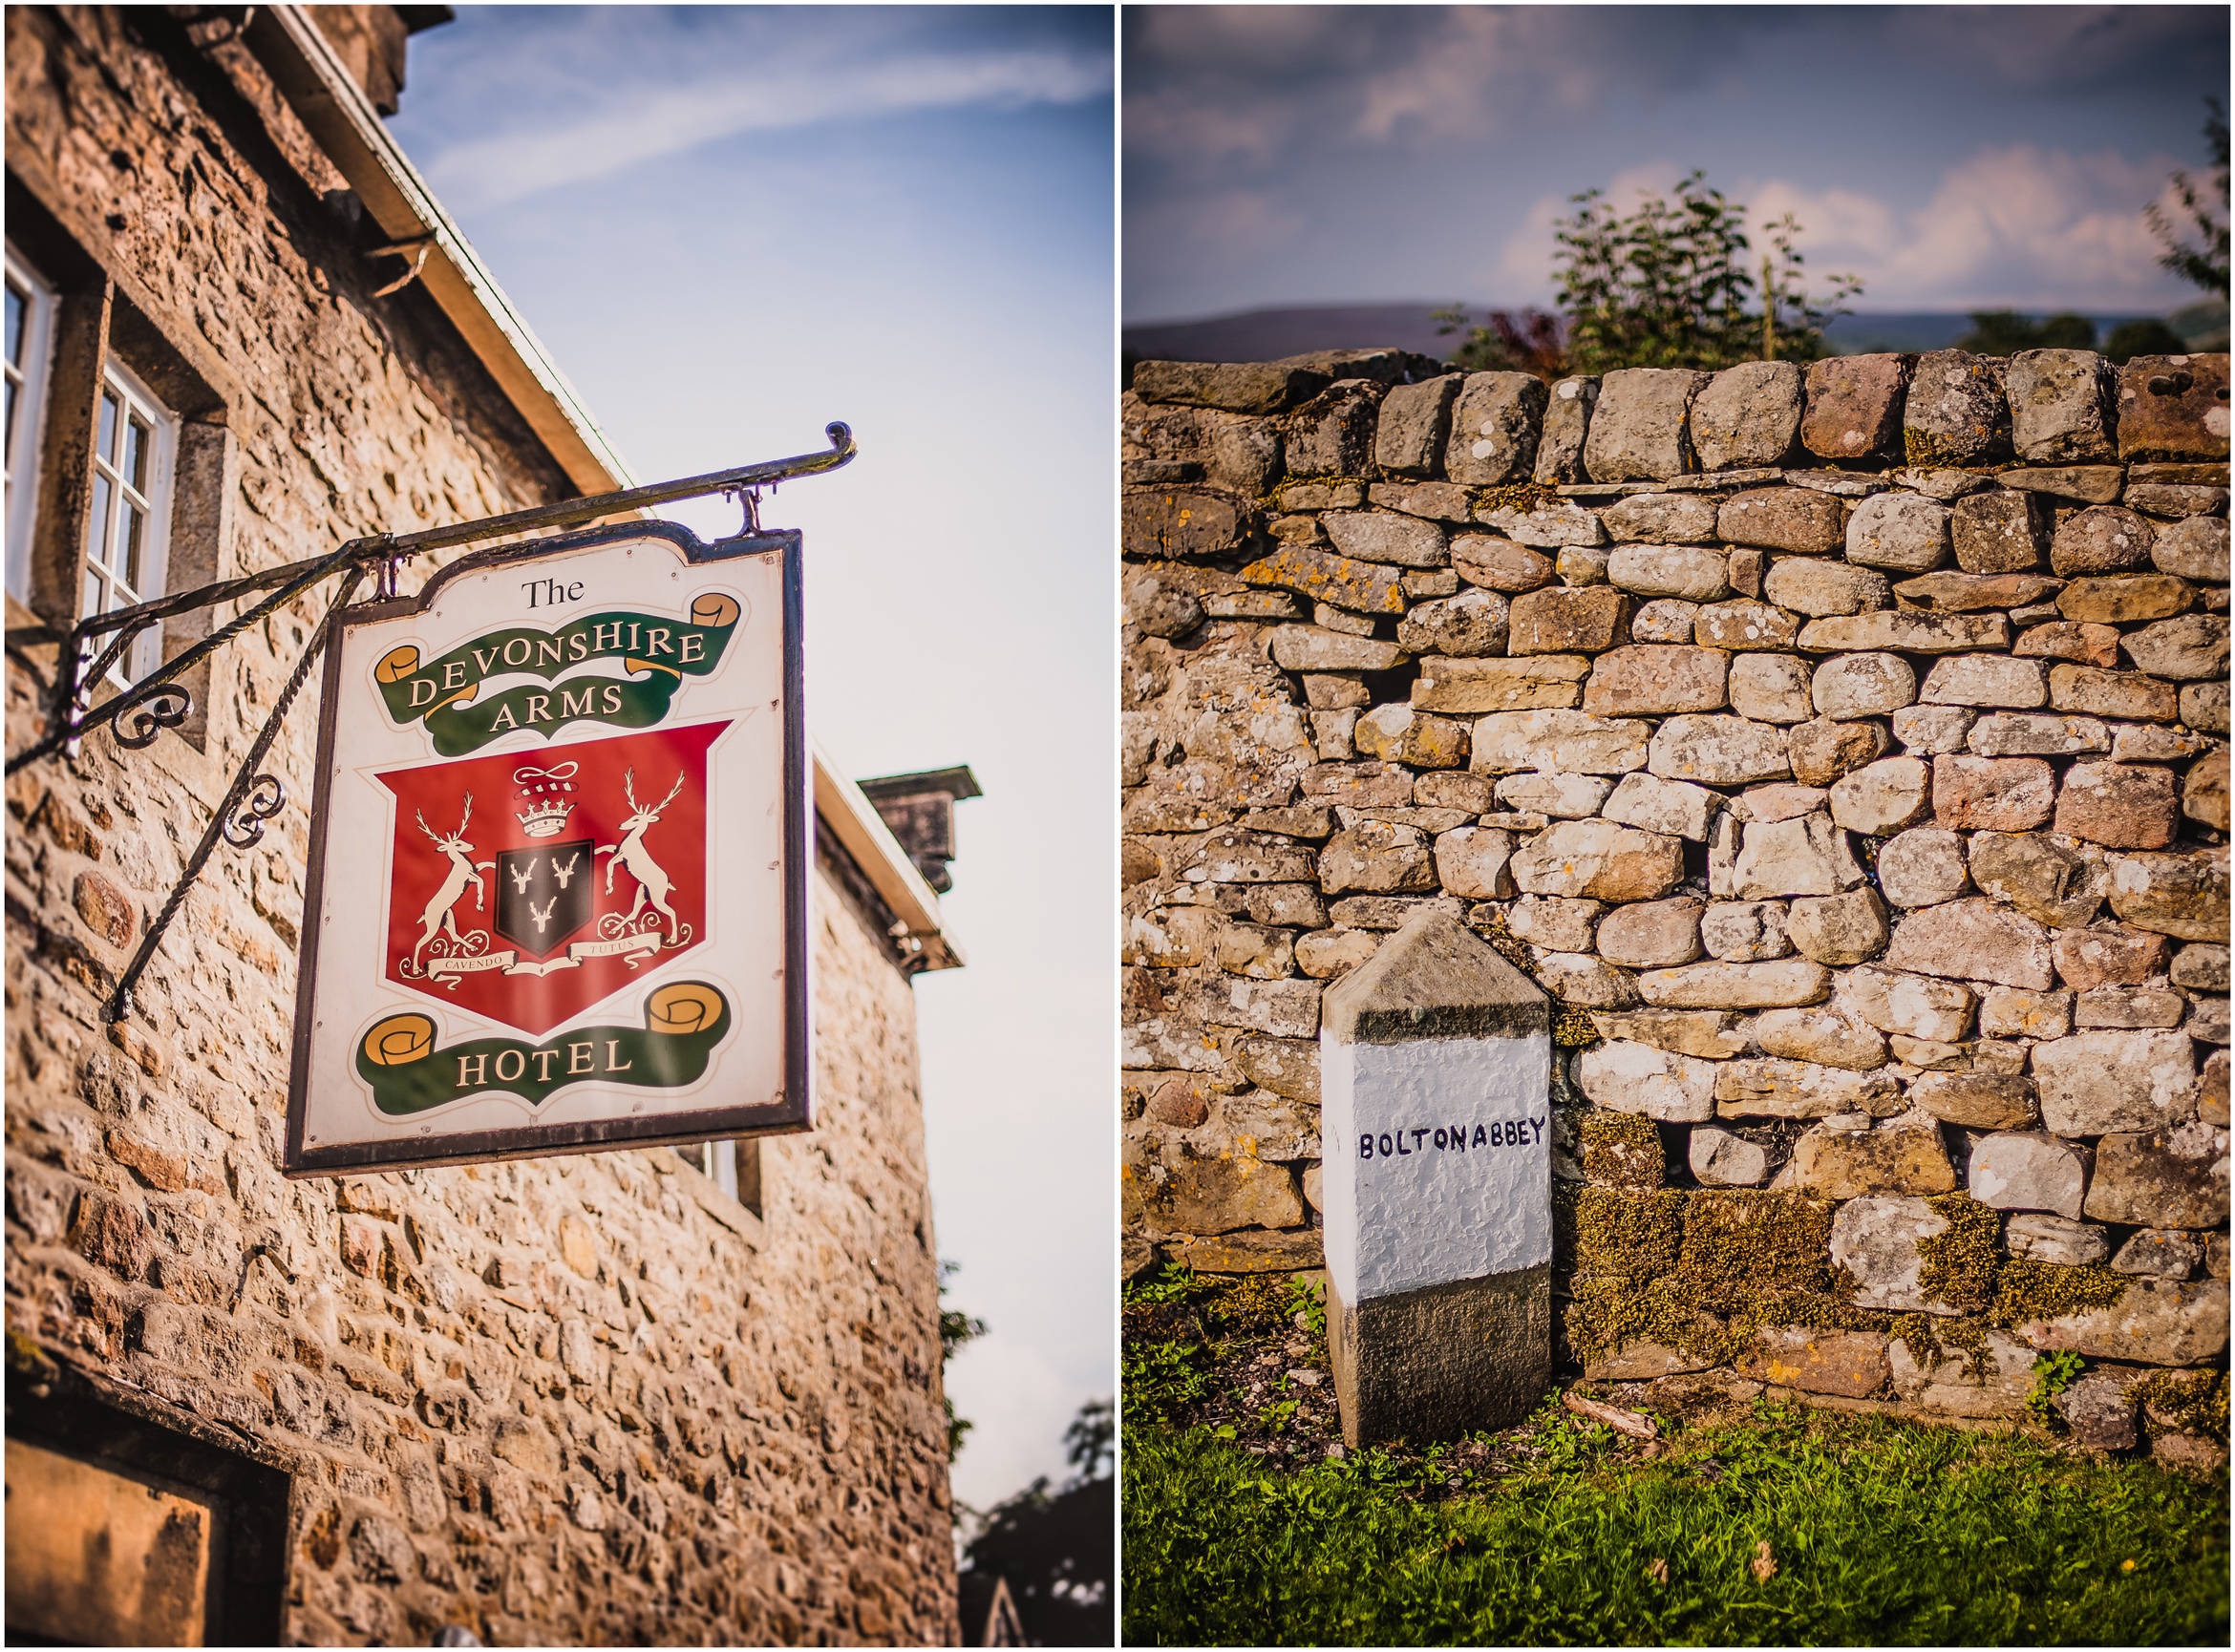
[3,422,857,1023]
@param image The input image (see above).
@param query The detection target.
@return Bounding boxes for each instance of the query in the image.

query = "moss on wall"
[1571,1187,1687,1280]
[1915,1193,2002,1315]
[1678,1191,1837,1295]
[2134,1368,2230,1443]
[1992,1259,2130,1325]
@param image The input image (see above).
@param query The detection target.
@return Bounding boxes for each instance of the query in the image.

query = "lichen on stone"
[1469,478,1561,517]
[1991,1258,2130,1325]
[1915,1191,2002,1315]
[1580,1111,1664,1191]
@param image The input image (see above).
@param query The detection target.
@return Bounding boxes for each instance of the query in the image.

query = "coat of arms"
[375,721,726,1036]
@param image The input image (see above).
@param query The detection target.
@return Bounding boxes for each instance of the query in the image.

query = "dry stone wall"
[1122,343,2230,1461]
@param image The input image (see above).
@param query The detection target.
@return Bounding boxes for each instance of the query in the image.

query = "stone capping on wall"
[1122,344,2230,1458]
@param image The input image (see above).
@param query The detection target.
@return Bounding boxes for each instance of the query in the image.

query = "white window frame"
[4,243,58,607]
[79,355,178,687]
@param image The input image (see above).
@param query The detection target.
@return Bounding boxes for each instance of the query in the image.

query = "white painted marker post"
[1321,907,1552,1447]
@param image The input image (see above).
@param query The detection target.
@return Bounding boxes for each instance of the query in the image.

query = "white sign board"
[286,523,807,1174]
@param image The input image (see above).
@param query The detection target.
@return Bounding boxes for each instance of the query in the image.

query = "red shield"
[376,722,725,1035]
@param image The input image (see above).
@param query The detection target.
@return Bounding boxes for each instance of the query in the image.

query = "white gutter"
[244,8,959,971]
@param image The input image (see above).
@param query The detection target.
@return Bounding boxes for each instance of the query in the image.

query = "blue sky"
[1125,4,2230,322]
[389,4,1115,1511]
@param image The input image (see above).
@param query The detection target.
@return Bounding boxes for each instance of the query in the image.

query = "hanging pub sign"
[285,521,807,1175]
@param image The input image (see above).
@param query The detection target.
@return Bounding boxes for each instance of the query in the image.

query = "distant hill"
[1121,303,2220,366]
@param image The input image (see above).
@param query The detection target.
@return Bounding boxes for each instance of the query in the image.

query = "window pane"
[122,503,144,592]
[4,280,22,367]
[85,475,112,570]
[81,566,101,618]
[4,376,15,466]
[124,415,149,493]
[96,391,117,465]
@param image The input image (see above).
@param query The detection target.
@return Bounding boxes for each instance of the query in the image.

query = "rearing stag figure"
[410,795,486,967]
[597,769,686,940]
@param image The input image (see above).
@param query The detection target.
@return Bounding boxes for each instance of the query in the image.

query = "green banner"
[375,604,737,756]
[355,983,732,1114]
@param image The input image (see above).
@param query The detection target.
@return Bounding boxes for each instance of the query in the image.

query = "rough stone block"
[1399,589,1509,659]
[1632,599,1703,645]
[2185,750,2229,832]
[2007,349,2117,463]
[1600,772,1722,842]
[2014,620,2121,667]
[2112,1228,2205,1279]
[2057,574,2193,625]
[1979,985,2073,1039]
[2050,505,2157,577]
[2084,1125,2229,1229]
[1606,543,1730,603]
[1714,1057,1900,1118]
[1354,705,1471,770]
[2121,613,2229,681]
[2107,849,2230,942]
[2001,464,2125,502]
[1509,584,1634,655]
[1894,704,1977,754]
[1966,711,2110,757]
[1688,1127,1772,1186]
[1285,379,1384,477]
[1832,1195,1958,1314]
[1533,375,1599,483]
[1920,655,2048,710]
[1889,1327,2038,1419]
[2152,515,2230,582]
[1433,826,1518,900]
[1787,718,1893,788]
[1243,542,1410,616]
[1596,897,1706,968]
[1761,557,1890,617]
[2055,1370,2141,1451]
[1410,655,1588,714]
[2115,352,2231,462]
[1445,372,1547,485]
[1728,653,1814,724]
[1883,897,2055,989]
[1811,653,1916,720]
[2054,761,2179,850]
[2004,1213,2109,1266]
[1903,349,2008,466]
[1495,772,1614,818]
[1730,814,1863,900]
[1648,713,1793,785]
[1633,959,1831,1009]
[2033,1028,2198,1134]
[1795,610,2012,653]
[1801,353,1907,461]
[1269,625,1411,672]
[1373,373,1462,476]
[1846,491,1949,572]
[1584,368,1707,480]
[1451,534,1557,593]
[1691,360,1804,471]
[1320,822,1439,895]
[1325,510,1449,570]
[1583,645,1730,716]
[1910,1070,2038,1130]
[1577,1040,1716,1122]
[1790,1117,1956,1198]
[1932,755,2056,831]
[1898,571,2063,614]
[1876,828,1971,908]
[1719,487,1845,554]
[2045,665,2178,724]
[1135,358,1334,413]
[1506,895,1603,952]
[1950,490,2049,573]
[1480,498,1607,548]
[1701,900,1796,964]
[2017,1277,2229,1366]
[1785,886,1891,964]
[1468,709,1651,776]
[1510,819,1686,902]
[1694,600,1800,653]
[1839,965,1974,1042]
[1604,491,1722,544]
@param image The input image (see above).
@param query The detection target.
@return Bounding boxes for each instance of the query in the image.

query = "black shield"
[495,838,595,957]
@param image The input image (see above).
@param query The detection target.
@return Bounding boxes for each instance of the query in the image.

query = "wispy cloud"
[423,46,1110,211]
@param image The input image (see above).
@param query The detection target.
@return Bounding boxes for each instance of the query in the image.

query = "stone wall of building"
[1122,342,2230,1460]
[7,8,954,1643]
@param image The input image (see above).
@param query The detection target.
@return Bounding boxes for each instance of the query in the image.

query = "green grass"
[1123,1395,2229,1646]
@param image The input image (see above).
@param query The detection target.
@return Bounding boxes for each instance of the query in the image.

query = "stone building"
[1123,343,2229,1461]
[7,7,965,1642]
